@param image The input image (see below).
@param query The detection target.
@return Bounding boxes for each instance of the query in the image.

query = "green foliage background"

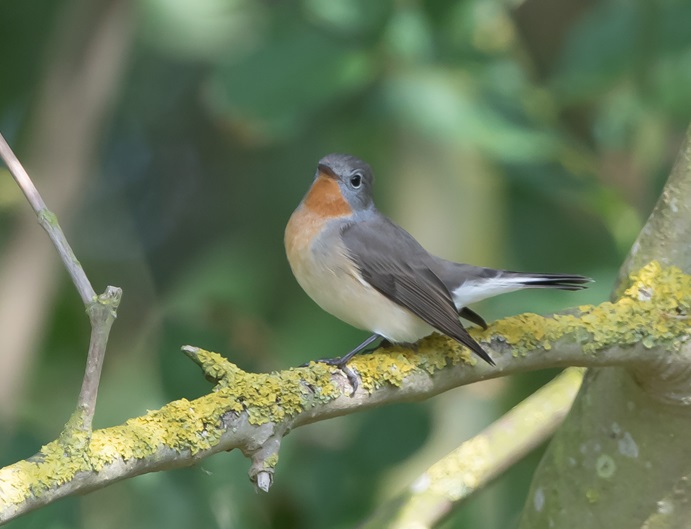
[0,0,689,527]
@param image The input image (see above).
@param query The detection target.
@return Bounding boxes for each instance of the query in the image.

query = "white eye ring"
[350,173,362,188]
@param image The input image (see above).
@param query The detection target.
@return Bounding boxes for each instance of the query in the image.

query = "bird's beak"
[317,163,338,179]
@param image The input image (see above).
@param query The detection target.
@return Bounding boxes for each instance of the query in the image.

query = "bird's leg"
[299,333,383,368]
[319,333,381,366]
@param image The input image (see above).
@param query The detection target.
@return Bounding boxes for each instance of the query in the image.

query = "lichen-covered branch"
[0,262,688,524]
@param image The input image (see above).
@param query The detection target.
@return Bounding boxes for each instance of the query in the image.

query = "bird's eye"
[350,173,362,188]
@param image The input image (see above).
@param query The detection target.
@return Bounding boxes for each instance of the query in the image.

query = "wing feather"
[341,217,494,365]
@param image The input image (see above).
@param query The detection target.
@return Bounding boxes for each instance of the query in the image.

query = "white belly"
[300,256,434,343]
[286,216,433,343]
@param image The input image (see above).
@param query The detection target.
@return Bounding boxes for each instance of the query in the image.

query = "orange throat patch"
[303,174,352,217]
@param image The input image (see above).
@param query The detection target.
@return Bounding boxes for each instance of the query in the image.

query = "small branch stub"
[248,435,282,494]
[256,471,272,493]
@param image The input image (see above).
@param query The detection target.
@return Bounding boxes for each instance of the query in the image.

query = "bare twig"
[0,134,95,304]
[77,286,122,428]
[357,368,584,529]
[0,133,121,430]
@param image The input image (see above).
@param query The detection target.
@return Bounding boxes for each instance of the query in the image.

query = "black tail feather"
[508,273,592,291]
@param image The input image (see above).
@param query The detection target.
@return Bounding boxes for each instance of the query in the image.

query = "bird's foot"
[300,334,385,395]
[299,355,359,394]
[323,358,360,394]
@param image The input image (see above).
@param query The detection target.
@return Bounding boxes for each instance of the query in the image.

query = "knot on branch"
[86,285,122,324]
[58,408,96,448]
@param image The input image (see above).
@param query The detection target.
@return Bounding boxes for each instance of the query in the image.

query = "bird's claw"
[299,356,359,396]
[337,362,359,396]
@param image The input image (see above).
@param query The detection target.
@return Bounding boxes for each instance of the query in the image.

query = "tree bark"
[517,127,691,529]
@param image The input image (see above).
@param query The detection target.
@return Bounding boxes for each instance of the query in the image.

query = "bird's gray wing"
[340,216,494,366]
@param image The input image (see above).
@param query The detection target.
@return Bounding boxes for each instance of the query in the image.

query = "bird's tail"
[448,268,592,308]
[501,272,592,291]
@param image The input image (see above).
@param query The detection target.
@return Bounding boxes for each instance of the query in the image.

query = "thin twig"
[0,133,95,304]
[0,133,121,430]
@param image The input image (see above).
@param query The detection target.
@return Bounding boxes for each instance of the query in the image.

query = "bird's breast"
[285,207,432,342]
[285,206,356,307]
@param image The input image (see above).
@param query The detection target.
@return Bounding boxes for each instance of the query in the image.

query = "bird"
[285,153,590,380]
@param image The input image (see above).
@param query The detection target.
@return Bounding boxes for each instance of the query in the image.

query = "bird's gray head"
[316,153,375,212]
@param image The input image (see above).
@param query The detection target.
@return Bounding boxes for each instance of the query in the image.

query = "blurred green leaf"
[382,3,435,62]
[651,50,691,118]
[552,0,691,106]
[139,0,267,60]
[551,1,638,101]
[302,0,392,36]
[381,68,559,161]
[206,27,375,141]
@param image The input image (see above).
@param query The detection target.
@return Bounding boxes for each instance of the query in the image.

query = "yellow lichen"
[425,435,492,500]
[586,488,599,503]
[263,453,279,470]
[351,334,475,392]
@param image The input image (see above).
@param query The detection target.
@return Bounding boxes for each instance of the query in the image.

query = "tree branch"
[0,134,121,431]
[0,260,688,524]
[358,368,584,529]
